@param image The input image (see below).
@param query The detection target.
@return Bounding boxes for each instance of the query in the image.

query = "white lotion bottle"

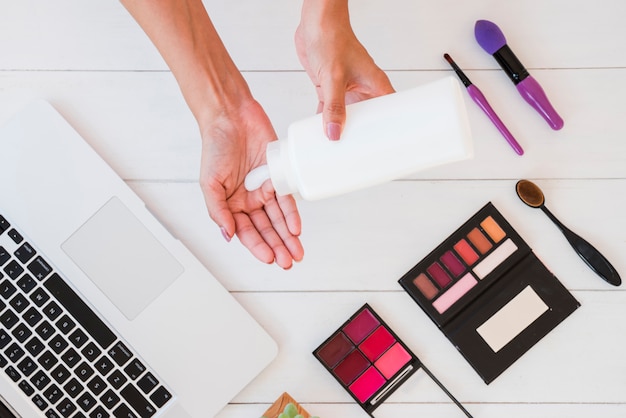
[245,76,473,200]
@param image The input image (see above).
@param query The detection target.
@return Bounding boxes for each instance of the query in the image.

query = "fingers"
[235,205,303,269]
[319,72,347,141]
[200,178,236,242]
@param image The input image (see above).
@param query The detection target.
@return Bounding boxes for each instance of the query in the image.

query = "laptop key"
[82,342,101,362]
[0,329,11,349]
[49,334,69,354]
[56,398,77,417]
[5,365,21,382]
[12,322,32,342]
[0,246,9,265]
[25,336,46,356]
[45,409,62,418]
[0,309,19,329]
[0,215,9,234]
[7,228,23,244]
[44,274,116,349]
[0,352,6,367]
[101,389,121,409]
[43,301,63,320]
[124,359,145,380]
[136,372,158,394]
[89,406,110,418]
[38,350,59,370]
[77,391,97,412]
[35,320,56,340]
[94,356,115,376]
[148,386,172,408]
[75,362,95,382]
[61,347,81,368]
[113,403,138,418]
[4,260,24,280]
[63,377,84,398]
[43,384,64,403]
[0,279,17,299]
[109,341,133,367]
[17,356,38,376]
[23,306,44,326]
[5,342,25,362]
[32,394,49,411]
[10,293,30,313]
[107,370,128,390]
[30,287,50,306]
[51,364,72,384]
[14,242,36,264]
[28,256,52,280]
[17,273,36,293]
[120,384,156,418]
[31,370,52,390]
[19,379,35,396]
[56,314,76,334]
[69,328,89,348]
[87,375,106,395]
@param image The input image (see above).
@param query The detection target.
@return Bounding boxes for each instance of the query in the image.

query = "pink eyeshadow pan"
[432,273,478,314]
[359,326,396,361]
[374,342,412,379]
[349,367,386,403]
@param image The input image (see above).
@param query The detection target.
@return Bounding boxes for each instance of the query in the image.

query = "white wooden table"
[1,1,625,417]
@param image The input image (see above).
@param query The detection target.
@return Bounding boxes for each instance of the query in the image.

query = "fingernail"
[326,122,341,141]
[220,227,231,242]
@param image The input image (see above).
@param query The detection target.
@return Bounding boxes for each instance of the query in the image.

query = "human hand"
[199,98,304,269]
[295,0,395,140]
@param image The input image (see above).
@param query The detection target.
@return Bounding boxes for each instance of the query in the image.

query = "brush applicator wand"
[444,53,524,155]
[474,19,564,130]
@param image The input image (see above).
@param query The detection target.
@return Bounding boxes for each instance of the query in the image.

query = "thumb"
[320,78,346,141]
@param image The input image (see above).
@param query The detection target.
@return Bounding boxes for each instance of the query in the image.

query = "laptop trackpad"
[62,197,184,320]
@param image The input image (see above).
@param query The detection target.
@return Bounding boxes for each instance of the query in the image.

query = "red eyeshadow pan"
[440,250,465,277]
[359,326,396,361]
[349,367,386,403]
[427,262,452,287]
[317,332,354,368]
[454,239,479,265]
[334,350,370,385]
[343,308,380,344]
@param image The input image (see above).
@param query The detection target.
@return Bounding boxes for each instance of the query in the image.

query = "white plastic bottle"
[245,76,473,200]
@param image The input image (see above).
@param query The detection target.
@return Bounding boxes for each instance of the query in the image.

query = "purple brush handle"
[516,76,564,130]
[467,84,524,155]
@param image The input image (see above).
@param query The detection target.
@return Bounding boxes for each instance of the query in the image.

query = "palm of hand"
[199,99,303,269]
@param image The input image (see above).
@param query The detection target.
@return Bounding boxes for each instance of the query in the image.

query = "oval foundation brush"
[516,179,621,286]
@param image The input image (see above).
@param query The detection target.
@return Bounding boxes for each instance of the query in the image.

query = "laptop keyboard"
[0,214,172,418]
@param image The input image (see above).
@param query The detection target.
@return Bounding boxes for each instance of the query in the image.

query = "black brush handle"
[542,206,621,286]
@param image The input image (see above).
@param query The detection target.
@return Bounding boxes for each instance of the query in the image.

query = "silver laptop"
[0,100,277,418]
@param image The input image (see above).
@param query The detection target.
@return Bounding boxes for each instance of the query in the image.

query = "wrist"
[299,0,350,32]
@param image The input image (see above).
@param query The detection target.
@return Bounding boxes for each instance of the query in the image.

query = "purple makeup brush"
[475,20,564,130]
[444,53,524,155]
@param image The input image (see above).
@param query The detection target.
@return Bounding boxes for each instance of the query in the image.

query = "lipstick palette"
[398,202,580,384]
[313,304,473,417]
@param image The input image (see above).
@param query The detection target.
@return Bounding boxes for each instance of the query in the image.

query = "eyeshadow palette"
[313,304,473,417]
[398,202,580,384]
